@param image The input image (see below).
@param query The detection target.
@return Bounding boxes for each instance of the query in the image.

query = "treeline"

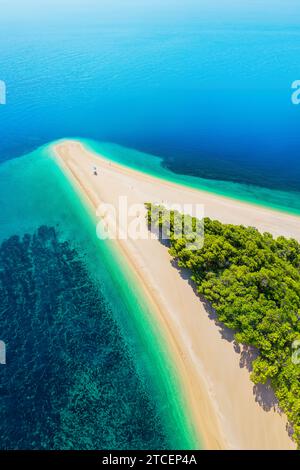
[146,203,300,446]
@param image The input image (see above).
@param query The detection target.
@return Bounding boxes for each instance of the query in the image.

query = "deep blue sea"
[0,0,300,450]
[0,0,300,192]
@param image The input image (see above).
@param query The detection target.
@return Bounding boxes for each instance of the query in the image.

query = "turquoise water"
[0,145,199,449]
[0,1,300,197]
[81,139,300,216]
[0,0,300,450]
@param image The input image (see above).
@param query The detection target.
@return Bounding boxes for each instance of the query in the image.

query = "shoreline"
[81,138,300,217]
[53,143,213,449]
[53,141,225,449]
[54,153,204,449]
[53,139,299,449]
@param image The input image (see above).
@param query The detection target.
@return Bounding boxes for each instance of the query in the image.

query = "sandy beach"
[53,140,300,450]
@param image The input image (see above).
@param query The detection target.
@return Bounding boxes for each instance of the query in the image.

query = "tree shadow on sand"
[149,226,284,417]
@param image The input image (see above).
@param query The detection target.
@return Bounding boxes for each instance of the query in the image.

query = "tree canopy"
[146,203,300,446]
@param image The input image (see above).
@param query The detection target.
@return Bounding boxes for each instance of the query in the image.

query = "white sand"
[53,140,300,450]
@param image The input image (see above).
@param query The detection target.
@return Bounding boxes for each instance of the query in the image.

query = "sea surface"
[0,2,300,200]
[0,145,199,449]
[0,0,300,449]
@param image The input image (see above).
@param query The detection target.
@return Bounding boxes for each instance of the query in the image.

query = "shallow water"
[82,139,300,216]
[0,2,300,197]
[0,146,199,449]
[0,0,299,450]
